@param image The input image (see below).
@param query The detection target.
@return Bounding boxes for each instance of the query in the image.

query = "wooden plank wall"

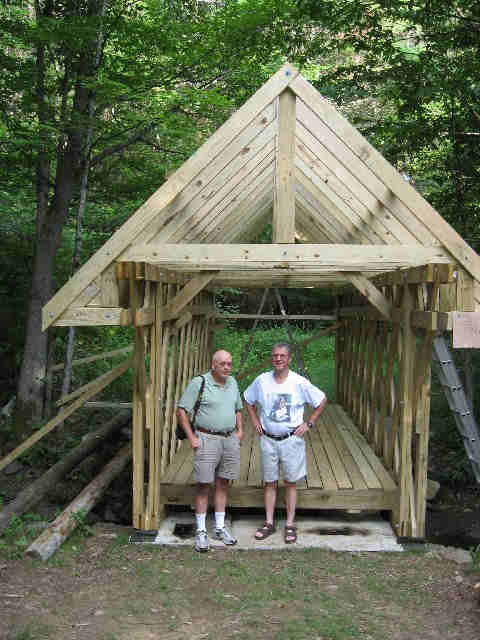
[129,268,215,530]
[336,265,474,538]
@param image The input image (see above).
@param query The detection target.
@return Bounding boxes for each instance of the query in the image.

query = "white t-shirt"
[244,371,326,437]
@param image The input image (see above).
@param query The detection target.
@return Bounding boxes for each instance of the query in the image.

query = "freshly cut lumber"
[121,243,451,271]
[0,413,131,533]
[26,443,132,561]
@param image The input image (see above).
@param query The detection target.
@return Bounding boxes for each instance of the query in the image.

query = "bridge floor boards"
[160,404,397,511]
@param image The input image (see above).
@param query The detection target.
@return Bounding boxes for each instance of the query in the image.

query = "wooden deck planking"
[307,425,338,490]
[332,404,397,491]
[160,405,396,501]
[321,407,368,490]
[315,413,353,489]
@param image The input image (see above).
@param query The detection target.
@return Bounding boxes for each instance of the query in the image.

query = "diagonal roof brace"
[346,273,392,320]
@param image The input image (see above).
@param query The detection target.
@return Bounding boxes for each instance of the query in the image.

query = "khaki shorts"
[194,431,241,484]
[260,434,307,483]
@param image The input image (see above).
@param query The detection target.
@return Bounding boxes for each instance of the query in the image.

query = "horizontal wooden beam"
[339,306,455,330]
[120,244,451,272]
[54,307,132,326]
[218,313,335,321]
[134,306,155,327]
[84,402,133,409]
[372,263,456,286]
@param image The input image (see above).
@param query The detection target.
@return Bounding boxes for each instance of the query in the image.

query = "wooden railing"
[336,264,474,538]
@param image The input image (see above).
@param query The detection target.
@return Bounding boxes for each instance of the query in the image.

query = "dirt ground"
[1,522,479,640]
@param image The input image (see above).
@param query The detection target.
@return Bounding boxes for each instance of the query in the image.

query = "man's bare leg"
[195,483,210,519]
[284,481,297,526]
[254,481,278,539]
[214,476,229,513]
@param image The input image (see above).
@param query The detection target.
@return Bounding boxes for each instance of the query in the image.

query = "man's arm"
[176,407,200,449]
[245,402,263,435]
[235,410,244,441]
[293,396,327,437]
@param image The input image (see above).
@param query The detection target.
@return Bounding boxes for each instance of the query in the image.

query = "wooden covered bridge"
[4,63,480,546]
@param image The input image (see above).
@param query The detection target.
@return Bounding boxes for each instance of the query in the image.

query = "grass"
[1,527,479,640]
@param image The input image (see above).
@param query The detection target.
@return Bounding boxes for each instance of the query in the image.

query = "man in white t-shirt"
[244,343,327,544]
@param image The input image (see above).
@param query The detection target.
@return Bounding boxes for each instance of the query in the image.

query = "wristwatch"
[307,421,314,429]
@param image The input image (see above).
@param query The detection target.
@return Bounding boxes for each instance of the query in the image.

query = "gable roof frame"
[43,62,480,330]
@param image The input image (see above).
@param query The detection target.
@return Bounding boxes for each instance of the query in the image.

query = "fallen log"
[26,443,132,561]
[0,412,131,533]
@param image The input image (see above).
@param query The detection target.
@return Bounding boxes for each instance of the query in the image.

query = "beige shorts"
[194,431,241,484]
[260,434,307,483]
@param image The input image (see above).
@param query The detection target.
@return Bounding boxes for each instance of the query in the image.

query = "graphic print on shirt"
[267,393,292,423]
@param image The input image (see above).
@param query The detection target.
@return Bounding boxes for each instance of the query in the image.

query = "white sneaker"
[215,525,237,546]
[195,529,209,552]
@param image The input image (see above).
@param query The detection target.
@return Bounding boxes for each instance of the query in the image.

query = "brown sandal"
[284,525,297,544]
[255,522,276,540]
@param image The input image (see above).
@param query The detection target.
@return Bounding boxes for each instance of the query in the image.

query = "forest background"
[1,0,479,484]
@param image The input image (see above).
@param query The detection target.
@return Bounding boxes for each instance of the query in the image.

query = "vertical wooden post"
[346,320,360,415]
[396,283,416,537]
[335,320,344,404]
[413,330,434,538]
[341,320,353,408]
[383,323,399,469]
[365,320,377,442]
[353,320,367,428]
[273,88,296,243]
[129,263,146,529]
[373,322,385,456]
[155,283,166,527]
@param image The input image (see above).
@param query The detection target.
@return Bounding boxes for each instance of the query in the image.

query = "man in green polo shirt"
[177,350,243,552]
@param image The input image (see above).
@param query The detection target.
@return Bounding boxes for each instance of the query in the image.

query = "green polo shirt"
[178,371,242,433]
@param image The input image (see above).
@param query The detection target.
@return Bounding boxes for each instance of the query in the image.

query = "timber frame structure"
[9,63,480,540]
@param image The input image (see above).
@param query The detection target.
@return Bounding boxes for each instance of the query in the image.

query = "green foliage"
[70,509,94,538]
[300,0,480,252]
[214,325,336,399]
[0,511,44,559]
[470,543,480,569]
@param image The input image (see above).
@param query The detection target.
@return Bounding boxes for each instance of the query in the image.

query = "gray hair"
[271,342,292,356]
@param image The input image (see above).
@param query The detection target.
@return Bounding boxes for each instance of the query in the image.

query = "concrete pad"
[129,511,403,552]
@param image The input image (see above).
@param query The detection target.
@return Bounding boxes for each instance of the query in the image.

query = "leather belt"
[261,429,295,441]
[196,427,235,437]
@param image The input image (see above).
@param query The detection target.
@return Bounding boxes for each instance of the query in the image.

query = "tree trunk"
[0,412,131,533]
[15,0,108,433]
[26,442,132,561]
[16,211,66,432]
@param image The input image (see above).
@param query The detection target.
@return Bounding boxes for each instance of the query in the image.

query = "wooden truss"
[31,62,480,544]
